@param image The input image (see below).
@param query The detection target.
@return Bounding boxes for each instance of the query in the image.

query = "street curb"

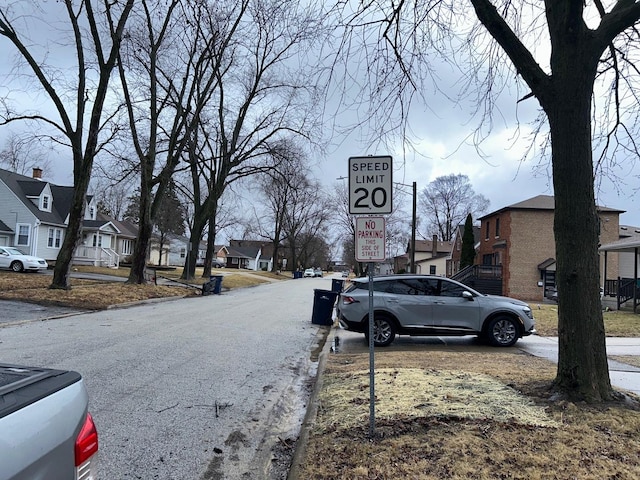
[287,323,337,480]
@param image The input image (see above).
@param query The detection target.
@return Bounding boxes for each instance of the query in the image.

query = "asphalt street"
[0,275,335,479]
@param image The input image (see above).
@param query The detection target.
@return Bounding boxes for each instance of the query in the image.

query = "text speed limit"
[348,156,393,215]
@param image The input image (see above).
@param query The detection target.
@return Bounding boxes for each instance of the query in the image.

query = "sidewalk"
[518,335,640,396]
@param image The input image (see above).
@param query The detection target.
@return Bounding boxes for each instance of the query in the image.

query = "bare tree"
[419,174,489,242]
[0,132,51,176]
[175,0,327,280]
[332,1,640,402]
[115,0,202,284]
[282,178,332,271]
[90,174,136,221]
[0,1,134,289]
[249,140,309,272]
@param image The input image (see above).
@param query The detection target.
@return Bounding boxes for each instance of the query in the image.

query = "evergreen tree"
[460,213,476,269]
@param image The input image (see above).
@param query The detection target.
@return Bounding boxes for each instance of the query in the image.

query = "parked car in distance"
[314,268,323,277]
[336,274,535,347]
[0,247,48,272]
[213,259,225,268]
[341,271,349,278]
[303,268,315,277]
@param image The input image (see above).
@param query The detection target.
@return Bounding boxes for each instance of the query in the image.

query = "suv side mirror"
[462,291,474,301]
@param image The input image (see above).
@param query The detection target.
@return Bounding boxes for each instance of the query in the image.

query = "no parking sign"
[355,217,386,262]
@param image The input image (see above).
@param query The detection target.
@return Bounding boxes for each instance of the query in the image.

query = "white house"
[0,167,135,267]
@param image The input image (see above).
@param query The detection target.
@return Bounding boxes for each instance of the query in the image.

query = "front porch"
[600,238,640,313]
[73,245,120,268]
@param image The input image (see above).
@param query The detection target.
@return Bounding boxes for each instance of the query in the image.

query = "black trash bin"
[331,279,344,293]
[311,289,338,325]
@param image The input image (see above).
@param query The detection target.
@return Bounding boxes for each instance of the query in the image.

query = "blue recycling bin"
[331,279,344,293]
[210,275,224,294]
[311,289,338,325]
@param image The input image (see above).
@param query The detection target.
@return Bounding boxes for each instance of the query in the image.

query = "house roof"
[414,239,452,254]
[226,246,260,259]
[479,194,625,220]
[0,168,74,227]
[599,237,640,253]
[619,225,640,238]
[0,219,12,234]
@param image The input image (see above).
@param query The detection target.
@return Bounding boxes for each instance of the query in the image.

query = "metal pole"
[368,261,375,436]
[410,181,417,274]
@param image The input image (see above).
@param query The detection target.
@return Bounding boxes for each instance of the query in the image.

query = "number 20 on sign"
[348,156,392,215]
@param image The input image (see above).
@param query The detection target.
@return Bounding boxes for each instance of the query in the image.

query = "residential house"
[393,253,408,274]
[447,224,482,277]
[161,235,202,266]
[226,239,274,271]
[405,235,453,276]
[0,167,130,267]
[599,225,640,311]
[474,195,622,301]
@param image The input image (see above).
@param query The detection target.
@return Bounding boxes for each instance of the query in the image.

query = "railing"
[616,277,639,311]
[73,246,120,268]
[452,264,503,282]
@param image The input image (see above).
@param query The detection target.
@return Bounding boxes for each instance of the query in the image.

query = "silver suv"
[336,274,535,347]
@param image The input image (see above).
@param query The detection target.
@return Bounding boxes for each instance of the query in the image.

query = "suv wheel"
[365,316,396,347]
[487,316,519,347]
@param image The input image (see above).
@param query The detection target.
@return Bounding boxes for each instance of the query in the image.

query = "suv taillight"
[342,296,359,305]
[75,412,98,479]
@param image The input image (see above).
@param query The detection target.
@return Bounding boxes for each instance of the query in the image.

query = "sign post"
[349,156,392,437]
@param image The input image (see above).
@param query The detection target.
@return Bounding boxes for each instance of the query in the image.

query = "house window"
[485,221,490,240]
[495,218,500,237]
[121,239,133,255]
[92,234,103,247]
[89,206,95,219]
[180,247,186,259]
[42,195,51,211]
[232,257,239,264]
[16,224,30,246]
[429,265,436,275]
[47,228,63,248]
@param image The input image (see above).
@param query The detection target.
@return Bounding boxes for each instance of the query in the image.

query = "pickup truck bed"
[0,364,81,418]
[0,364,98,480]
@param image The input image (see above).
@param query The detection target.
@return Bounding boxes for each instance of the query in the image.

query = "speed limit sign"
[348,156,393,214]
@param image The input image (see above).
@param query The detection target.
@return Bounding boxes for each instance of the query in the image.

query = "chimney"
[32,167,43,180]
[432,234,438,257]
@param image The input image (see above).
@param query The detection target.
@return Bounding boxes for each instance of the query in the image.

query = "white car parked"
[0,247,48,272]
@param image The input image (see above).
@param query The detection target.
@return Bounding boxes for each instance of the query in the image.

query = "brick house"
[477,195,622,301]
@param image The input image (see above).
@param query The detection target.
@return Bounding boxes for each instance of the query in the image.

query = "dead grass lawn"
[296,350,640,479]
[0,267,277,309]
[533,303,640,337]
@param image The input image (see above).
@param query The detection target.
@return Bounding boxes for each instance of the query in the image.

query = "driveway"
[332,329,640,396]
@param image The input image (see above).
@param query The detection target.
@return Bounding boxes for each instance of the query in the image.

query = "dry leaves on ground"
[296,350,640,480]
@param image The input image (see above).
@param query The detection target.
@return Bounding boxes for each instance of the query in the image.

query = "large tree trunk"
[182,214,208,281]
[51,153,91,289]
[128,174,153,284]
[547,50,613,402]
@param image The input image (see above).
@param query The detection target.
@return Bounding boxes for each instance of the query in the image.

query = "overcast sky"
[2,2,640,231]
